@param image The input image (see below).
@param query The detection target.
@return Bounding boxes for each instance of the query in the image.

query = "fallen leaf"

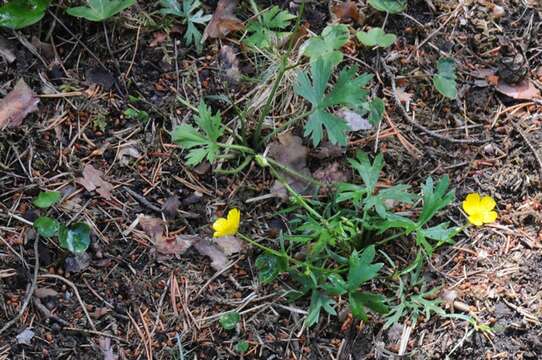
[395,87,413,104]
[0,35,15,63]
[193,238,228,271]
[268,134,314,201]
[118,146,140,167]
[64,252,91,273]
[149,32,167,47]
[213,235,243,255]
[90,307,111,319]
[219,45,240,84]
[495,78,541,100]
[31,36,54,61]
[313,162,349,185]
[76,164,114,200]
[310,141,345,160]
[202,0,243,42]
[331,1,362,23]
[161,195,181,219]
[157,234,200,255]
[336,108,372,131]
[16,328,35,345]
[0,79,39,130]
[139,215,164,242]
[34,287,59,298]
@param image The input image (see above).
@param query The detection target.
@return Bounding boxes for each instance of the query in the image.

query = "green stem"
[267,158,321,187]
[214,156,253,175]
[263,110,313,143]
[252,2,305,148]
[217,143,255,155]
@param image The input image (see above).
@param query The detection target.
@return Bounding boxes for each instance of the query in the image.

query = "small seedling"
[368,0,407,14]
[234,340,249,353]
[219,311,240,330]
[433,57,457,99]
[33,191,61,209]
[245,6,296,49]
[356,28,397,48]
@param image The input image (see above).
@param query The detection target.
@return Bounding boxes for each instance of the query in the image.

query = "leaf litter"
[76,164,114,200]
[202,0,243,42]
[0,79,39,129]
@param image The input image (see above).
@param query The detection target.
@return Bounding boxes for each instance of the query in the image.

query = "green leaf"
[245,6,295,49]
[234,340,249,353]
[348,151,383,194]
[347,246,383,290]
[432,57,457,99]
[295,59,373,146]
[322,273,347,296]
[364,184,415,217]
[0,0,50,29]
[422,223,460,243]
[171,101,224,166]
[33,191,61,209]
[368,0,407,14]
[255,253,286,284]
[356,28,397,48]
[219,312,240,330]
[58,223,91,254]
[302,24,349,66]
[349,291,389,321]
[124,108,149,123]
[34,216,60,238]
[306,290,336,327]
[418,176,455,226]
[160,0,210,52]
[66,0,135,22]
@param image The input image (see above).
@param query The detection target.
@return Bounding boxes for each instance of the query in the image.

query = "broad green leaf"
[302,24,349,66]
[58,223,91,254]
[0,0,49,29]
[364,184,415,217]
[349,291,389,321]
[295,59,373,146]
[432,57,457,99]
[245,6,295,49]
[255,253,286,284]
[306,290,336,327]
[368,0,407,14]
[34,216,60,238]
[422,223,460,243]
[219,312,240,330]
[349,291,368,320]
[234,340,249,353]
[415,230,433,255]
[356,28,397,48]
[124,108,149,123]
[348,151,383,193]
[66,0,135,22]
[418,176,454,226]
[347,246,383,290]
[322,273,347,296]
[367,97,385,125]
[171,101,224,166]
[33,191,61,209]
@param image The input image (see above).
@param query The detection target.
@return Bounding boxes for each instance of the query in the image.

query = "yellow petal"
[480,196,496,212]
[227,208,240,231]
[468,212,484,226]
[482,210,497,224]
[462,193,481,216]
[212,218,229,237]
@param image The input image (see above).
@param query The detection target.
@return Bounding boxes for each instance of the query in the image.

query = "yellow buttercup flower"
[212,208,240,238]
[462,193,497,226]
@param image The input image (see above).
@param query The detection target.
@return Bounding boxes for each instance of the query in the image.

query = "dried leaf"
[31,36,54,61]
[395,87,413,104]
[161,196,181,219]
[495,78,541,100]
[202,0,243,42]
[336,108,372,131]
[219,45,240,84]
[0,35,15,63]
[118,146,140,167]
[76,164,114,200]
[157,234,200,255]
[310,141,345,160]
[193,238,228,271]
[149,32,167,47]
[34,287,59,298]
[331,1,362,23]
[0,79,39,130]
[213,235,243,255]
[268,134,314,201]
[313,162,349,185]
[139,215,164,242]
[64,252,91,273]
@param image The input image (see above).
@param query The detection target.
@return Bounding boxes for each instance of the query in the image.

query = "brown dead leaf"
[193,238,228,271]
[202,0,243,42]
[313,162,349,185]
[268,134,314,201]
[34,288,59,298]
[213,235,243,255]
[76,164,114,200]
[149,32,167,47]
[495,78,541,100]
[331,1,362,24]
[310,141,345,160]
[0,79,39,130]
[139,215,164,242]
[161,195,181,219]
[219,45,240,84]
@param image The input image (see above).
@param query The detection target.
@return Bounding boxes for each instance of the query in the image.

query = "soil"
[1,0,542,359]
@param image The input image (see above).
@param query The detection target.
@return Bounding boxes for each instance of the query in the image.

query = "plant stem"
[214,156,253,175]
[252,2,305,148]
[263,110,313,143]
[217,143,255,155]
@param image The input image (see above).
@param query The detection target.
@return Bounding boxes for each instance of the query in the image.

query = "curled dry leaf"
[213,235,243,255]
[336,108,372,131]
[495,78,541,100]
[331,1,362,24]
[139,215,164,243]
[193,238,228,271]
[219,45,241,84]
[202,0,243,42]
[118,146,141,167]
[76,164,114,200]
[0,79,39,130]
[157,234,200,255]
[268,134,314,201]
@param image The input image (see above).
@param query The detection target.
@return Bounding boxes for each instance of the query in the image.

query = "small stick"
[381,58,488,145]
[0,236,39,335]
[123,186,162,213]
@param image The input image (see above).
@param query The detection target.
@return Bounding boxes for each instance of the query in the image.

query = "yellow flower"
[212,208,240,238]
[462,193,497,226]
